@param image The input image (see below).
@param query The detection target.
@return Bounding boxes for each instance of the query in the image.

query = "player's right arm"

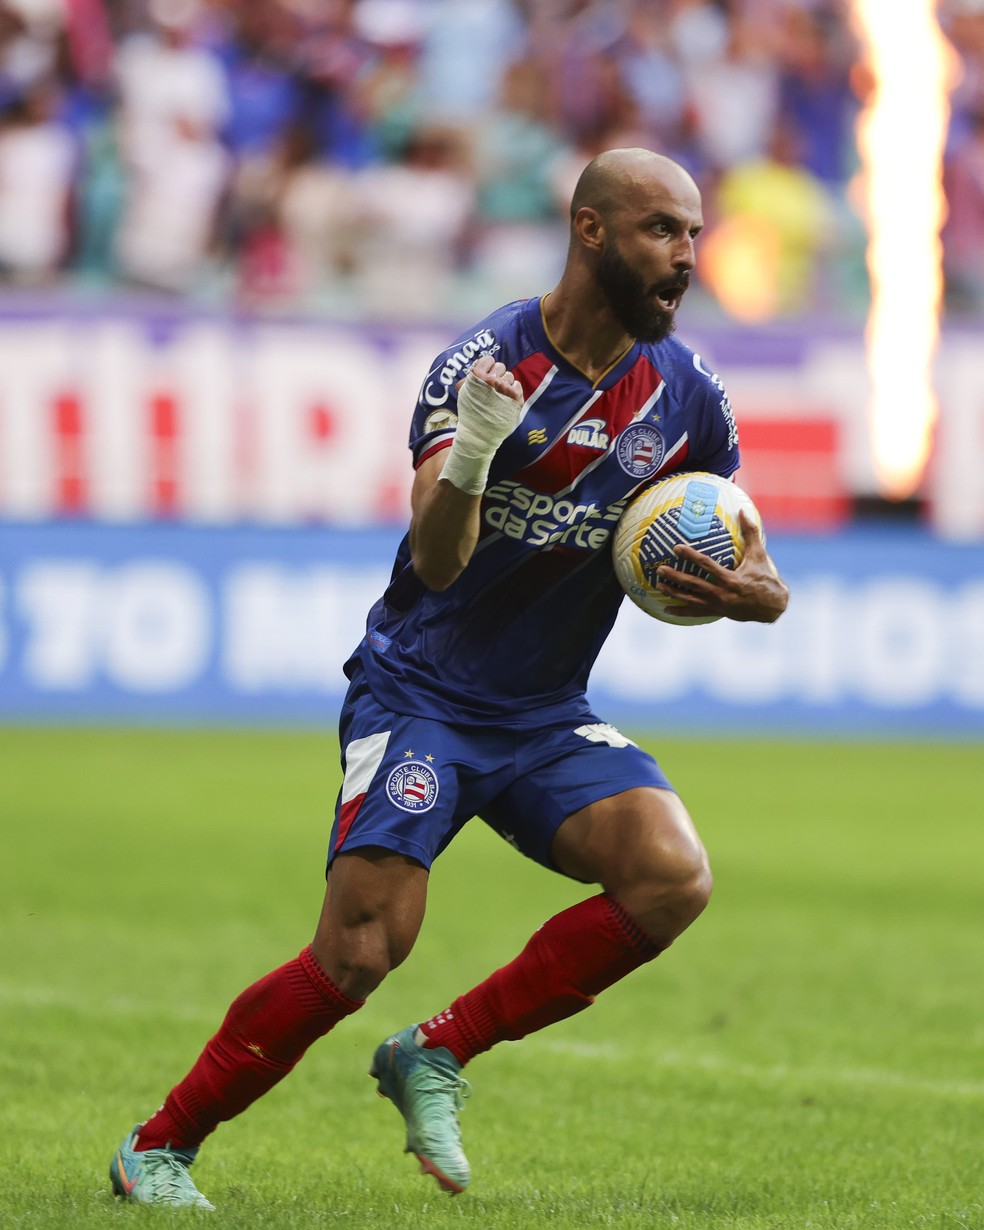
[409,355,523,591]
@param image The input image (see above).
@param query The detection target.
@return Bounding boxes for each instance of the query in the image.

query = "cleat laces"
[407,1068,471,1159]
[410,1067,471,1130]
[417,1068,471,1110]
[143,1149,209,1207]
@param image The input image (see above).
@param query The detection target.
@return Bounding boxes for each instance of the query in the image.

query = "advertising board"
[2,522,981,735]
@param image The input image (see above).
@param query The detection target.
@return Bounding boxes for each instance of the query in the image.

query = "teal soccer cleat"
[370,1025,472,1194]
[110,1127,215,1209]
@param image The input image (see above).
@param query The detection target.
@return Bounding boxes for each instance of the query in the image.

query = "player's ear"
[573,206,605,253]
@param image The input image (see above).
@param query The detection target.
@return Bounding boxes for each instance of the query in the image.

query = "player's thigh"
[551,785,712,944]
[479,719,676,876]
[549,785,709,895]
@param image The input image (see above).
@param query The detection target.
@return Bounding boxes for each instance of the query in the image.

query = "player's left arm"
[656,510,790,623]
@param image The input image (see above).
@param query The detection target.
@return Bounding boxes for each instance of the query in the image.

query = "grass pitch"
[1,726,982,1229]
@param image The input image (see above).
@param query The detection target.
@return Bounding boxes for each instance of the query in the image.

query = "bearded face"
[594,235,690,344]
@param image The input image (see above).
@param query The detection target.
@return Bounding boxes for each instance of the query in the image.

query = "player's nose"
[673,234,696,272]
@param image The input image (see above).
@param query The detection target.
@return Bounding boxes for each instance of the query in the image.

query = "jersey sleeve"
[688,352,741,479]
[409,320,504,469]
[412,396,460,470]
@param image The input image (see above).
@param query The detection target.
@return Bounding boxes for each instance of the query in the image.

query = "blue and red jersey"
[347,295,740,727]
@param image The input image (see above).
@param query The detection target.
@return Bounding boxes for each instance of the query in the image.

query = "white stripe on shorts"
[341,731,391,805]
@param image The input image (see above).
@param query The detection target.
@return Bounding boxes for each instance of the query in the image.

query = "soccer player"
[110,148,789,1208]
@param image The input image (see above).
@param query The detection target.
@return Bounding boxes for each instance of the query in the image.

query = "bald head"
[557,148,704,345]
[569,148,698,223]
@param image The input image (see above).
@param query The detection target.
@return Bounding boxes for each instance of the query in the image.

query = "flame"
[849,0,956,500]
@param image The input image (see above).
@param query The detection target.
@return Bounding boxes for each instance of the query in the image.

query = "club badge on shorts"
[386,761,440,812]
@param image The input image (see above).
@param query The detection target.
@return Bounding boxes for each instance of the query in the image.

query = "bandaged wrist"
[440,440,494,495]
[439,371,521,496]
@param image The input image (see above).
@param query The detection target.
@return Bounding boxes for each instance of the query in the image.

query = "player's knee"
[629,843,713,942]
[669,851,713,926]
[314,850,427,999]
[312,926,411,1000]
[325,951,386,999]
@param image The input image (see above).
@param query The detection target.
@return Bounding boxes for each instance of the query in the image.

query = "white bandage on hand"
[439,369,523,495]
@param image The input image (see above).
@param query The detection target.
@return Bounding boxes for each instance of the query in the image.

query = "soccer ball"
[612,471,763,626]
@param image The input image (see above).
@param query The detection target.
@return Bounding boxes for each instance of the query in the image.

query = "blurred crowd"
[0,0,981,321]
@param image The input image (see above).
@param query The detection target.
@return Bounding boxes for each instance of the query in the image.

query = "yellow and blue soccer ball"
[612,471,763,625]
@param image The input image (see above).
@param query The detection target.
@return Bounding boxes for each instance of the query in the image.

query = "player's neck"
[540,287,635,385]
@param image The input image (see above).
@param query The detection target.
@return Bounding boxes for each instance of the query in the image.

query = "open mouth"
[655,283,687,311]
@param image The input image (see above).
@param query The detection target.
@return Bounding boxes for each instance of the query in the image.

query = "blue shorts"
[327,673,674,875]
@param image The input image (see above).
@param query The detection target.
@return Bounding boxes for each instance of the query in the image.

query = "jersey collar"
[524,296,640,391]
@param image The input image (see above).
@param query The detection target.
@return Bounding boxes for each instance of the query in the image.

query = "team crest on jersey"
[567,417,610,450]
[386,761,440,812]
[616,422,665,478]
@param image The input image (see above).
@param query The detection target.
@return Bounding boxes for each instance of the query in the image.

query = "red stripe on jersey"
[652,433,690,480]
[512,351,556,399]
[515,354,664,494]
[334,794,366,851]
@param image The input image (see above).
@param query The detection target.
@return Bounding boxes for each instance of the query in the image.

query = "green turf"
[1,727,982,1229]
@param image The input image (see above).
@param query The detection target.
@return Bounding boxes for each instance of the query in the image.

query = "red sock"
[419,893,661,1065]
[136,946,363,1150]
